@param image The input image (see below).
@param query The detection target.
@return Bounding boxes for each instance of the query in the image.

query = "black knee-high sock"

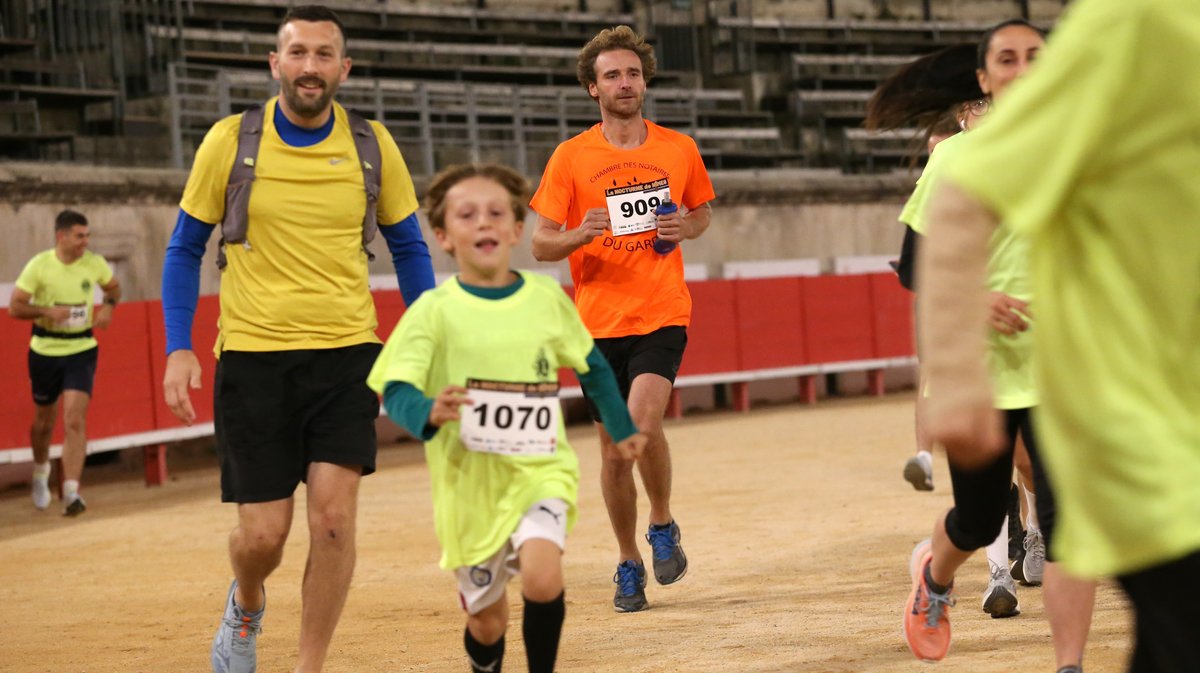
[464,627,504,673]
[523,592,566,673]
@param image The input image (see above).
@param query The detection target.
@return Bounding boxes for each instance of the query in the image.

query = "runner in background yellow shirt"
[9,209,121,516]
[868,22,1100,671]
[922,1,1200,670]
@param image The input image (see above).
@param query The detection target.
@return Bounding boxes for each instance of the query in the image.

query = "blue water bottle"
[653,197,678,255]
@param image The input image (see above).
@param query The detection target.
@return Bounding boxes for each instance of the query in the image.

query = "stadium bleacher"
[0,1,1064,171]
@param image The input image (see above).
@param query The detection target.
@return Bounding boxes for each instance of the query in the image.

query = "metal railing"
[168,63,766,173]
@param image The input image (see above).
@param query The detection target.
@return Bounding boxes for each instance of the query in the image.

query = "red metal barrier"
[679,280,741,376]
[802,275,875,364]
[734,277,807,369]
[2,276,918,463]
[0,313,34,448]
[90,302,157,438]
[868,273,915,358]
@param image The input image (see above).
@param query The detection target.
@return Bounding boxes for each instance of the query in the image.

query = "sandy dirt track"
[0,394,1133,672]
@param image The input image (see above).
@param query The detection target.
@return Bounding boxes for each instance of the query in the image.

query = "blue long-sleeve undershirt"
[378,213,435,307]
[162,211,214,354]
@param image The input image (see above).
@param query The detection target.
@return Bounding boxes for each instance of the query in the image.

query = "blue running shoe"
[646,521,688,585]
[211,581,263,673]
[612,560,648,613]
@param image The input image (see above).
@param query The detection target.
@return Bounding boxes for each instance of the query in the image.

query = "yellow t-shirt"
[180,98,419,354]
[901,132,1037,409]
[14,249,113,357]
[367,273,594,569]
[529,121,716,338]
[946,0,1200,577]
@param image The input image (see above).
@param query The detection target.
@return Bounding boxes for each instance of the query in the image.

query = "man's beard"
[280,74,338,119]
[601,91,643,120]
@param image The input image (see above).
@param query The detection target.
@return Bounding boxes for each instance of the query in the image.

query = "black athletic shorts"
[582,325,687,423]
[214,342,382,503]
[28,347,99,406]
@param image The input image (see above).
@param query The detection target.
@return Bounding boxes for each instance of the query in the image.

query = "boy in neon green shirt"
[368,164,646,673]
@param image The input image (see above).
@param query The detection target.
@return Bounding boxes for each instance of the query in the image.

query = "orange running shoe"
[903,539,955,662]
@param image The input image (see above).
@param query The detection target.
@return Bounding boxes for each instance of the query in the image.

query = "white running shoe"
[32,476,51,510]
[981,561,1019,618]
[903,453,934,491]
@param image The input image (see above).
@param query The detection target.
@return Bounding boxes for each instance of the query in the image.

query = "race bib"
[460,379,560,456]
[61,305,88,329]
[605,178,670,237]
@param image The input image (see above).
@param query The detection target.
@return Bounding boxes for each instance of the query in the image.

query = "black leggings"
[944,408,1058,557]
[1117,550,1200,673]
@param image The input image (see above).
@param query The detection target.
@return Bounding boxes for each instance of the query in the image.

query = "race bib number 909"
[605,178,670,237]
[460,379,560,456]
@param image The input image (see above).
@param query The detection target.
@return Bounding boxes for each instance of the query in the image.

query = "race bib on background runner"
[605,178,670,237]
[460,379,559,456]
[61,304,88,329]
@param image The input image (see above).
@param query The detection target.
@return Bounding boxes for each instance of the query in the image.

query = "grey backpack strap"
[217,104,265,270]
[347,109,382,261]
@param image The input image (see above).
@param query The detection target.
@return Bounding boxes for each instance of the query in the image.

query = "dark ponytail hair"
[977,19,1046,68]
[863,43,981,133]
[865,17,1047,136]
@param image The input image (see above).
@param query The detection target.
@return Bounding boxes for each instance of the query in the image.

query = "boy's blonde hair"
[425,164,530,231]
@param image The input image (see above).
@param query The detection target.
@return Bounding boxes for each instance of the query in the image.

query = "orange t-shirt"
[530,121,716,338]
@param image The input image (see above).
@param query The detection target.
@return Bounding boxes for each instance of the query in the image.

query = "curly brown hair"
[576,25,657,99]
[425,164,529,231]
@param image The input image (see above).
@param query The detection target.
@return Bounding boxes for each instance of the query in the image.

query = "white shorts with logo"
[455,498,568,615]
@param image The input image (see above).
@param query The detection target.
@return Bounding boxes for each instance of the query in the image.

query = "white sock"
[917,450,932,464]
[1021,484,1040,534]
[63,479,80,501]
[985,515,1009,571]
[33,462,51,479]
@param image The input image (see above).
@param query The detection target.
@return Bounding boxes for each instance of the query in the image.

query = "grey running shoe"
[646,521,688,585]
[1021,530,1045,586]
[612,560,648,613]
[211,581,263,673]
[903,454,934,491]
[981,562,1020,618]
[62,495,86,517]
[32,477,51,510]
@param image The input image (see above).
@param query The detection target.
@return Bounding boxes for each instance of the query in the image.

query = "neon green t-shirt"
[14,249,113,357]
[180,98,419,355]
[901,132,1037,409]
[367,273,594,570]
[945,0,1200,577]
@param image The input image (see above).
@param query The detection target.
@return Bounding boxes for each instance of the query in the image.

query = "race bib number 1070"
[605,178,671,237]
[460,379,560,456]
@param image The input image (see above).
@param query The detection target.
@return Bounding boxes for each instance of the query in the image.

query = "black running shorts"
[582,325,687,423]
[28,347,99,406]
[214,342,382,503]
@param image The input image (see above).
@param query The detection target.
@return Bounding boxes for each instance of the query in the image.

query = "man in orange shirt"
[530,25,715,613]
